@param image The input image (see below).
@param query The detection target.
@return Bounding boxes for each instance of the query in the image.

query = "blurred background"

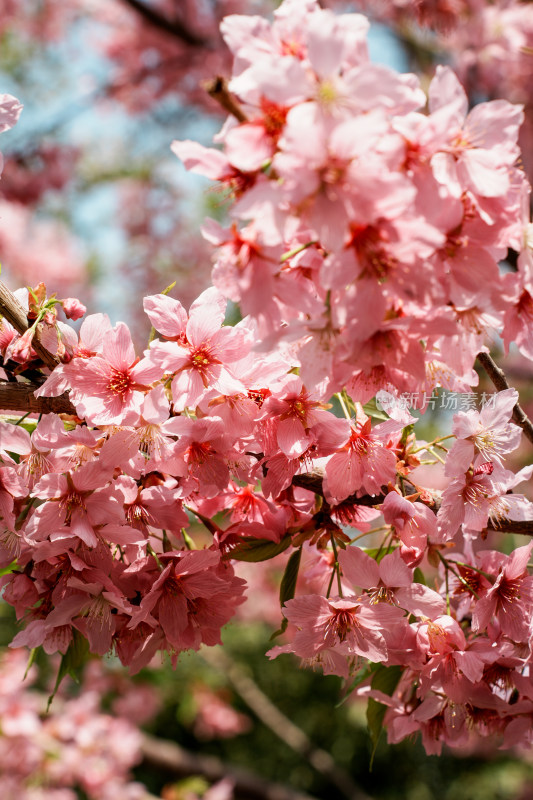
[1,2,533,799]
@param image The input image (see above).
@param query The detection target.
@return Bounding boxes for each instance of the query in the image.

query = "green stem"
[330,536,343,597]
[437,551,480,600]
[411,434,455,455]
[336,392,351,421]
[280,241,318,263]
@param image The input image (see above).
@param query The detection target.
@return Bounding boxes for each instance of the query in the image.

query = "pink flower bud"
[61,297,87,320]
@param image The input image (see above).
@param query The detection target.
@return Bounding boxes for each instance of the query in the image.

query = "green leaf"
[400,423,415,446]
[336,662,378,707]
[366,664,403,769]
[362,546,393,563]
[270,546,302,640]
[279,547,302,607]
[363,397,389,421]
[228,536,292,563]
[24,647,38,680]
[0,560,17,578]
[413,567,426,585]
[47,630,90,711]
[0,414,37,432]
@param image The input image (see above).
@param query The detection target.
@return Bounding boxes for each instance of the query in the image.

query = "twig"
[203,76,249,123]
[201,647,372,800]
[141,733,320,800]
[477,351,533,445]
[118,0,207,47]
[0,281,59,369]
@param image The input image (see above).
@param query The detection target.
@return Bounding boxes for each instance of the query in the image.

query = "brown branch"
[204,76,249,123]
[292,471,377,507]
[477,351,533,445]
[0,381,76,415]
[201,648,372,800]
[118,0,207,47]
[141,732,320,800]
[0,281,59,370]
[293,472,533,537]
[489,519,533,536]
[0,281,29,332]
[35,691,271,800]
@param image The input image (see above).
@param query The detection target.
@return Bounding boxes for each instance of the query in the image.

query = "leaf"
[413,567,426,585]
[0,560,17,578]
[362,546,393,563]
[400,423,415,446]
[279,547,302,607]
[47,630,90,711]
[270,547,302,640]
[0,414,37,432]
[336,662,378,707]
[363,397,389,421]
[366,664,403,770]
[186,507,221,536]
[228,536,292,563]
[24,647,38,680]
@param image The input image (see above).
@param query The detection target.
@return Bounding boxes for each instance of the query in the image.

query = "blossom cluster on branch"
[1,0,533,758]
[0,649,153,800]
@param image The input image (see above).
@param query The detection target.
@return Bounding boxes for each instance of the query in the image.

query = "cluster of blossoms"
[1,0,533,757]
[0,649,152,800]
[175,0,533,402]
[353,0,533,183]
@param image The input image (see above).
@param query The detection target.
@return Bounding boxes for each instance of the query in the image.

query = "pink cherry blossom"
[147,287,251,411]
[323,414,400,502]
[445,388,522,476]
[68,322,162,426]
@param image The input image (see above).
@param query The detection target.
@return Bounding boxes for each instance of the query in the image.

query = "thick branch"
[0,281,59,369]
[118,0,207,46]
[0,281,28,332]
[202,648,372,800]
[488,519,533,536]
[477,351,533,445]
[141,733,319,800]
[0,381,76,415]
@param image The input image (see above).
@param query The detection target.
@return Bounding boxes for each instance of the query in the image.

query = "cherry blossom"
[1,0,533,759]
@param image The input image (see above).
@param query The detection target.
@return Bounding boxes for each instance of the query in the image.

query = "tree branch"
[118,0,207,47]
[477,351,533,445]
[141,732,320,800]
[0,281,59,370]
[201,648,372,800]
[0,381,76,415]
[292,473,533,537]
